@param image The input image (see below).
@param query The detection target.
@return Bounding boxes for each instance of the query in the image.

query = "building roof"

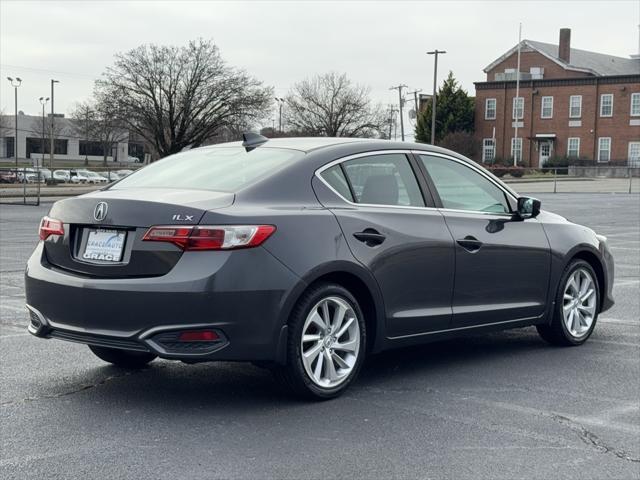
[484,39,640,77]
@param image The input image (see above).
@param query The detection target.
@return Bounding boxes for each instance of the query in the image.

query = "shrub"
[509,167,524,178]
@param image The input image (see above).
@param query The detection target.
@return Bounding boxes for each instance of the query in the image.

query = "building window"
[631,93,640,116]
[629,142,640,167]
[600,94,613,117]
[512,97,524,120]
[485,98,496,120]
[598,137,611,162]
[511,137,523,163]
[569,95,582,118]
[567,137,580,158]
[541,96,553,119]
[1,137,14,158]
[79,141,106,157]
[482,138,495,163]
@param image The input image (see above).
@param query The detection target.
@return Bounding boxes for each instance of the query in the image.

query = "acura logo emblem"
[94,202,108,222]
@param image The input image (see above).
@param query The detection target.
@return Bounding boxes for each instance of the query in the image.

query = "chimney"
[559,28,571,64]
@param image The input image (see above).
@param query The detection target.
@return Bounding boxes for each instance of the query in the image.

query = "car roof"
[203,137,374,153]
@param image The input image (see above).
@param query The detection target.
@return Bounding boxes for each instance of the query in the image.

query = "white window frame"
[485,98,497,120]
[600,94,613,117]
[567,137,580,158]
[511,137,523,162]
[512,97,524,120]
[597,137,611,163]
[631,93,640,116]
[482,138,495,163]
[541,96,553,119]
[569,95,582,118]
[628,142,640,167]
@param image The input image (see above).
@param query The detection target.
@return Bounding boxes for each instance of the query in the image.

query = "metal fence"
[488,166,639,194]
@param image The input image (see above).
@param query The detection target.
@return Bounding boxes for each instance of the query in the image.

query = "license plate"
[82,229,126,263]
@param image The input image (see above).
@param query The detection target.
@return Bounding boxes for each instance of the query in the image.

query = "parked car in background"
[0,170,18,183]
[25,172,46,184]
[117,169,134,177]
[53,170,71,183]
[99,171,122,182]
[25,135,615,399]
[38,168,52,181]
[70,170,90,184]
[85,171,109,184]
[127,156,141,163]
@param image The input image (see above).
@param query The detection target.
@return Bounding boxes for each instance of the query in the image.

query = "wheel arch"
[566,247,606,312]
[275,261,386,363]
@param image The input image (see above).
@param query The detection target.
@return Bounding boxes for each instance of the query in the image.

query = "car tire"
[274,283,367,400]
[537,259,600,346]
[89,345,157,368]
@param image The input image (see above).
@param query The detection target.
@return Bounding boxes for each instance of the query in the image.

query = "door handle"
[353,229,386,247]
[456,235,483,252]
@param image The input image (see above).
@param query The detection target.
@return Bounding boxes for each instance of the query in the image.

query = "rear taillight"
[142,225,276,251]
[39,216,64,241]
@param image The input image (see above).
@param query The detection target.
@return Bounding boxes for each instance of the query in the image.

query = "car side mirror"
[517,197,541,219]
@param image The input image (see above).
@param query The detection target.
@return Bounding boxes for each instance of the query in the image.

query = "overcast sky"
[1,0,638,130]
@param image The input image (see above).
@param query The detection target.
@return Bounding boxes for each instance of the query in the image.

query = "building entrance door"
[539,141,551,167]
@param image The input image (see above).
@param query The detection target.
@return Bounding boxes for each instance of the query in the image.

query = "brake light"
[39,216,64,241]
[142,225,276,251]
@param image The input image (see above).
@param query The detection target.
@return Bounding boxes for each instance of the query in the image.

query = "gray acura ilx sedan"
[25,134,614,399]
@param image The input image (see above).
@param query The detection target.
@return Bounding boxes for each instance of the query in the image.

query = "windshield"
[111,147,302,192]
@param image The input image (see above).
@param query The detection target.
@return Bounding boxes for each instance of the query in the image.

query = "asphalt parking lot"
[1,192,638,480]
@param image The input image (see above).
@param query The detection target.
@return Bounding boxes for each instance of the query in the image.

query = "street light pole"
[50,79,59,169]
[39,97,50,167]
[427,49,446,145]
[389,84,407,141]
[7,77,22,169]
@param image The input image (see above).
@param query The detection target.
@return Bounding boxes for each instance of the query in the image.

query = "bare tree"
[0,109,11,137]
[70,101,127,166]
[284,72,386,137]
[95,39,272,158]
[70,102,95,165]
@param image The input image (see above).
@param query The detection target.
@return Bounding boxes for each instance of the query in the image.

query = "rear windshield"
[111,147,303,192]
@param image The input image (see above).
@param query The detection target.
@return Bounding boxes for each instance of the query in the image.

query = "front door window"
[539,142,551,167]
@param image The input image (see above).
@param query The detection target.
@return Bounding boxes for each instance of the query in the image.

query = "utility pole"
[7,77,22,169]
[274,97,285,133]
[39,97,50,167]
[406,89,422,120]
[389,84,407,141]
[50,79,59,169]
[427,49,446,145]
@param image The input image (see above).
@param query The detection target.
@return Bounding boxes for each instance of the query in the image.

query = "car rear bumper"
[25,242,301,362]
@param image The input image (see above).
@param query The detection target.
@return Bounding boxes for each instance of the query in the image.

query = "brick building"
[474,28,640,167]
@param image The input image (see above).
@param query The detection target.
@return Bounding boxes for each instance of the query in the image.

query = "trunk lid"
[43,188,234,278]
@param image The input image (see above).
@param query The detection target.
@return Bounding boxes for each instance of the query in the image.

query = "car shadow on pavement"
[66,327,550,411]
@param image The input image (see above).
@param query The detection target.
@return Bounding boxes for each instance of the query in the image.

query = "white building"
[0,113,141,164]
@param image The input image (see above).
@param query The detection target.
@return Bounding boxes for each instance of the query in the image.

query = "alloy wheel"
[300,296,361,388]
[562,268,597,338]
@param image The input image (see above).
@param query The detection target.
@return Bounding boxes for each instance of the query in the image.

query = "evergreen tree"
[415,71,474,144]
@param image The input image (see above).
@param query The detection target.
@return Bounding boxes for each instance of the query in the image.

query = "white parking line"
[0,332,29,339]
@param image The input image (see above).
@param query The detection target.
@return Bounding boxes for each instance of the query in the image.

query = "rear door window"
[341,154,424,207]
[319,165,354,202]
